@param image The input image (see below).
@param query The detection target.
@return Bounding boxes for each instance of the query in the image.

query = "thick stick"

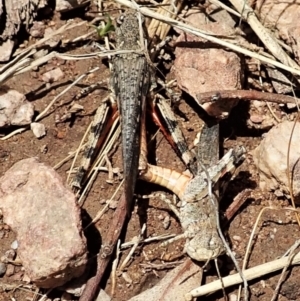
[196,90,300,105]
[79,193,127,301]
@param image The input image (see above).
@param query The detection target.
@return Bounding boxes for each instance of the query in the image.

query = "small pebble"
[274,189,284,197]
[163,215,171,229]
[61,292,73,301]
[42,67,64,83]
[108,200,118,209]
[287,102,297,109]
[0,262,7,276]
[22,273,31,283]
[122,272,133,285]
[157,214,164,221]
[232,235,241,242]
[252,100,265,109]
[31,122,46,138]
[30,21,45,38]
[11,240,18,250]
[5,264,14,276]
[250,114,263,124]
[5,249,16,260]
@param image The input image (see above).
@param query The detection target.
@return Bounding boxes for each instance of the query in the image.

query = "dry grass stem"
[0,128,27,141]
[77,116,120,205]
[229,0,300,70]
[66,125,92,183]
[265,101,280,123]
[0,49,36,85]
[14,21,87,56]
[243,207,300,271]
[186,250,300,300]
[1,49,142,90]
[209,0,241,17]
[148,0,182,40]
[237,206,300,300]
[270,240,300,301]
[119,224,146,271]
[84,179,124,229]
[114,0,300,76]
[56,143,86,171]
[104,154,114,183]
[35,67,100,122]
[111,239,121,296]
[121,233,176,249]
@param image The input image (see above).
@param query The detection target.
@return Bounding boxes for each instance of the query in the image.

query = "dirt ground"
[1,2,300,301]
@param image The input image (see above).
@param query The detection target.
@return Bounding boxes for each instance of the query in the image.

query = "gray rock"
[0,88,34,127]
[0,158,88,288]
[31,122,46,138]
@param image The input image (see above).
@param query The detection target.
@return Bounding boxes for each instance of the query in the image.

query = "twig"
[104,154,114,183]
[185,250,300,300]
[79,192,128,301]
[0,128,27,141]
[140,261,184,270]
[121,233,176,249]
[84,179,124,229]
[111,240,121,296]
[225,189,251,221]
[119,224,146,271]
[195,89,300,106]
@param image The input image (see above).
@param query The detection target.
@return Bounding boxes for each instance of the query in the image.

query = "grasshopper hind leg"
[71,98,117,191]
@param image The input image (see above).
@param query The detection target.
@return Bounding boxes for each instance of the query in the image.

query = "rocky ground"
[1,1,300,301]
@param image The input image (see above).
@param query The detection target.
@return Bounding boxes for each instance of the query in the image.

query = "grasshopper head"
[185,232,225,261]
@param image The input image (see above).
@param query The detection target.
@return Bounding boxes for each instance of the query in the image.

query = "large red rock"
[0,158,88,288]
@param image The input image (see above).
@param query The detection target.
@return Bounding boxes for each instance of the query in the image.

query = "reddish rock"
[0,158,88,288]
[173,9,242,118]
[42,67,64,83]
